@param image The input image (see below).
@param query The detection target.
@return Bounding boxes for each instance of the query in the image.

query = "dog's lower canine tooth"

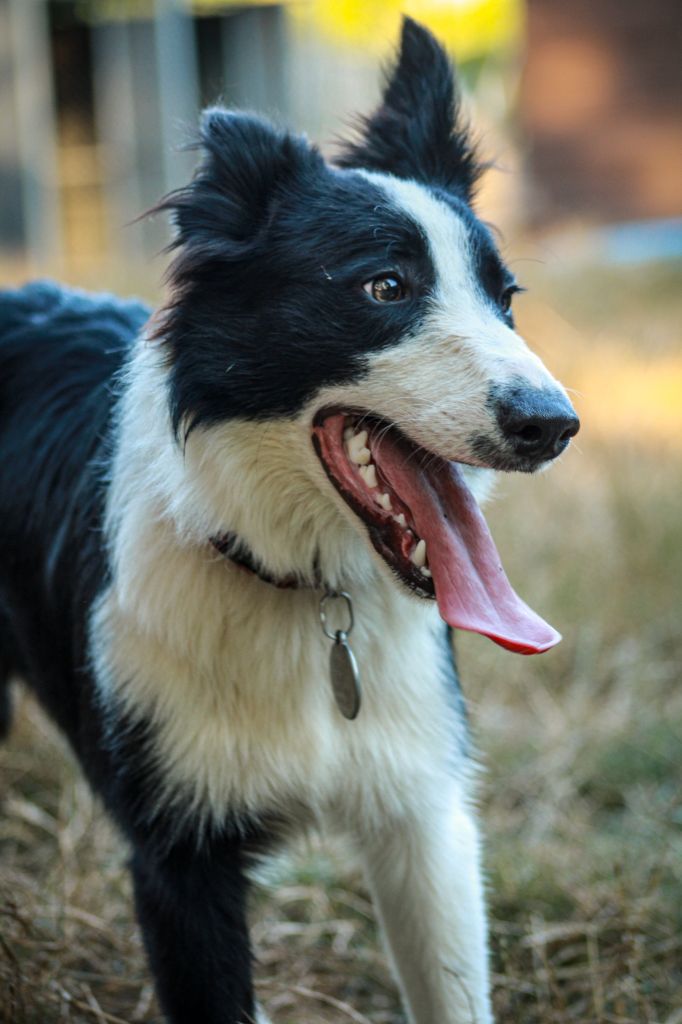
[359,464,377,488]
[411,538,427,568]
[420,567,432,578]
[378,493,392,511]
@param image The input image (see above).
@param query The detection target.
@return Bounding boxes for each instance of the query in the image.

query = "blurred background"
[1,0,681,284]
[1,2,681,1023]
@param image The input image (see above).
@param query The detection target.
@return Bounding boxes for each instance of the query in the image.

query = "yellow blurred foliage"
[289,0,523,60]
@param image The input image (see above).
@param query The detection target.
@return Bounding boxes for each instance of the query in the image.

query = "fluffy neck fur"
[107,337,383,597]
[106,332,499,620]
[95,336,464,827]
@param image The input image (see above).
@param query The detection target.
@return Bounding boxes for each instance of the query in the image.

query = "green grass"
[1,263,681,1023]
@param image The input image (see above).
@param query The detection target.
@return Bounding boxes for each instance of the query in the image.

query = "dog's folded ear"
[336,16,482,200]
[162,110,322,249]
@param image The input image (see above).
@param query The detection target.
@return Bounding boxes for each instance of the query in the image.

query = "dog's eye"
[363,274,407,303]
[500,284,522,315]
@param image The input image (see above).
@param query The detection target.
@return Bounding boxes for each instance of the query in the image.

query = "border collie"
[0,19,578,1024]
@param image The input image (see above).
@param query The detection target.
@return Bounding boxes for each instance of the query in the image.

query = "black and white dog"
[0,19,578,1024]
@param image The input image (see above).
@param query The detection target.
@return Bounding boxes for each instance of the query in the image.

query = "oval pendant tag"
[329,633,361,720]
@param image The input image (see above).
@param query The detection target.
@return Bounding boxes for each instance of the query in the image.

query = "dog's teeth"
[347,431,371,464]
[394,513,407,528]
[411,538,427,568]
[347,429,368,456]
[351,446,371,466]
[377,492,392,511]
[420,567,432,578]
[343,426,354,441]
[359,464,377,488]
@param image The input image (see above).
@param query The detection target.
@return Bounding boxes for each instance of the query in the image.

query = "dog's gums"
[313,410,562,655]
[313,412,435,595]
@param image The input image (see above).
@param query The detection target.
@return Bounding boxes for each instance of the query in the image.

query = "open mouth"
[312,410,561,656]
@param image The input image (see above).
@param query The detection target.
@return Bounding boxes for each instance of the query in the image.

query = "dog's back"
[0,281,148,742]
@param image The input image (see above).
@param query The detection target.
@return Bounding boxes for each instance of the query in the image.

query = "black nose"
[495,386,580,461]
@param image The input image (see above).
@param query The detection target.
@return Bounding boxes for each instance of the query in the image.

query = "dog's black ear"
[336,17,481,199]
[162,109,322,248]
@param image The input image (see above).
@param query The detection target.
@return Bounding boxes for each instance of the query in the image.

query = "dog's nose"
[494,386,580,461]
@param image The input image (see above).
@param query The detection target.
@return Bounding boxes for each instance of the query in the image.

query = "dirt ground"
[1,261,681,1023]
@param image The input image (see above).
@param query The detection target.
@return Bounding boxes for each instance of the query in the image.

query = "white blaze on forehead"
[353,169,561,396]
[358,171,486,327]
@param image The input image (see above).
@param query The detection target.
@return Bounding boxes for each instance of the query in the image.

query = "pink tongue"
[375,439,561,655]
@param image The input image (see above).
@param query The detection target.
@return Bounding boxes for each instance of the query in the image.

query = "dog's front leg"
[357,787,492,1024]
[130,835,260,1024]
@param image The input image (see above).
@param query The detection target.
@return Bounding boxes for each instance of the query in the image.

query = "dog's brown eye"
[364,274,406,303]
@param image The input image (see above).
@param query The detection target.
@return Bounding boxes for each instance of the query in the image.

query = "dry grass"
[1,262,681,1023]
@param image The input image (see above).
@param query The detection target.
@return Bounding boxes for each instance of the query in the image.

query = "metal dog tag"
[320,591,361,720]
[329,631,361,720]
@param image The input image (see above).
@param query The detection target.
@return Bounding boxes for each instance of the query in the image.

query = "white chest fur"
[92,537,465,827]
[91,342,467,827]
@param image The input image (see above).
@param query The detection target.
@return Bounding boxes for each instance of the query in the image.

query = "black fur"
[156,113,434,435]
[0,281,141,739]
[336,17,482,199]
[0,282,276,1021]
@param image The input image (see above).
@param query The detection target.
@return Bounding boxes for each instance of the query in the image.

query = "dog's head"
[155,18,579,654]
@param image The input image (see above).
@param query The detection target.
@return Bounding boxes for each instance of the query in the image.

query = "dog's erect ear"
[336,17,481,199]
[162,109,322,248]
